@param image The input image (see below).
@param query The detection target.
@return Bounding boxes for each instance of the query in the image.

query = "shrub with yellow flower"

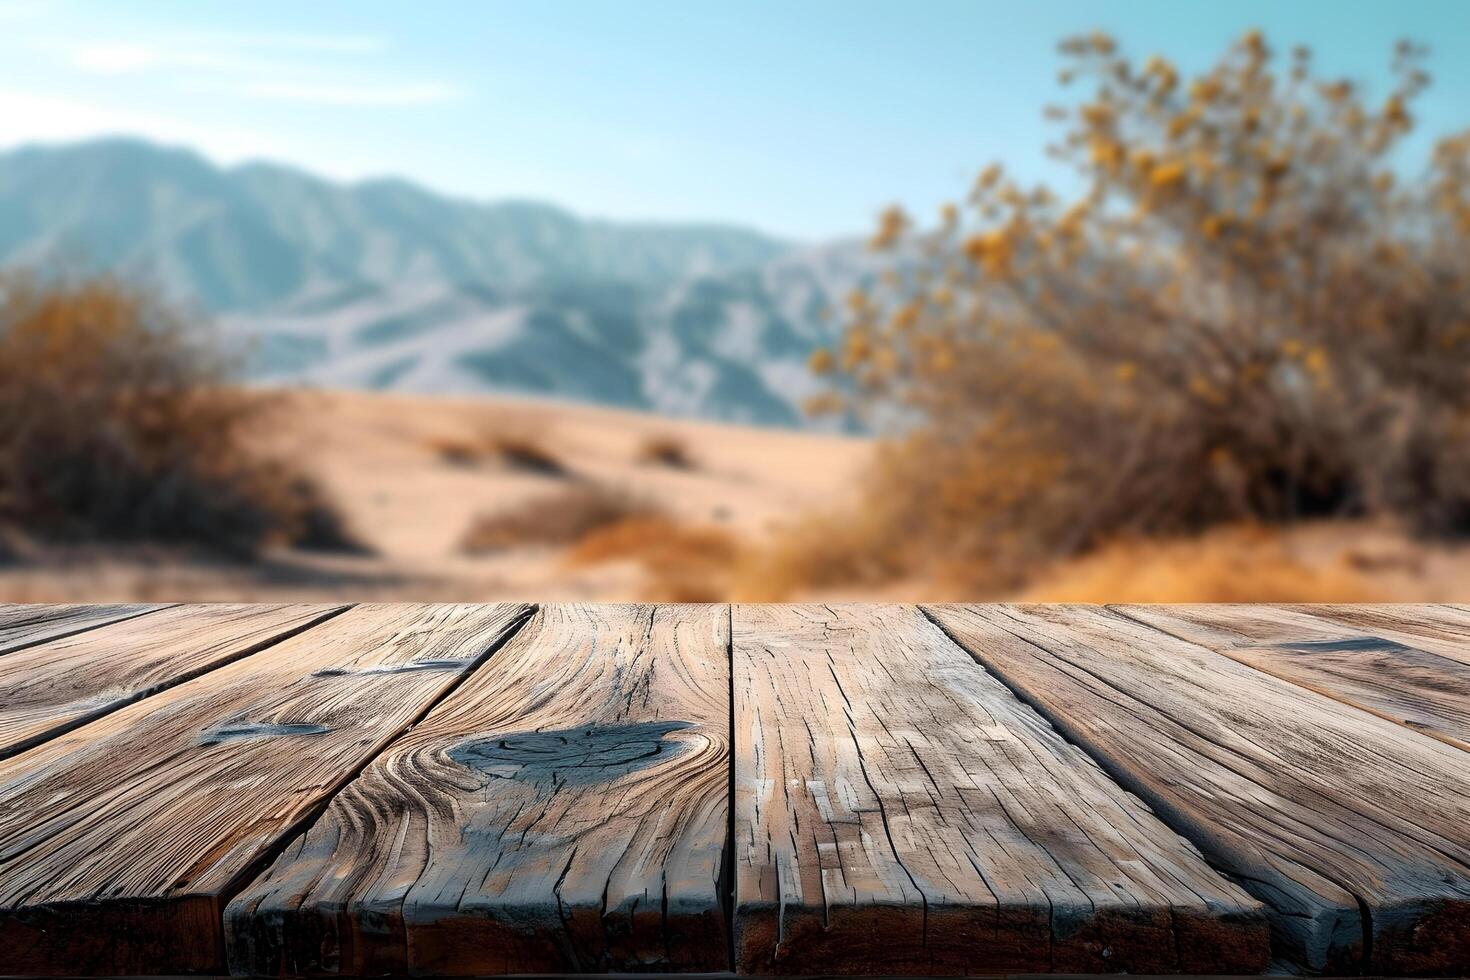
[805,30,1470,590]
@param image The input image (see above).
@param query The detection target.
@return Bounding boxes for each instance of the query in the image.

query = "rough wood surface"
[0,602,531,976]
[1278,603,1470,668]
[227,603,730,977]
[0,603,345,759]
[927,603,1470,976]
[1117,603,1470,752]
[0,602,167,657]
[733,604,1267,976]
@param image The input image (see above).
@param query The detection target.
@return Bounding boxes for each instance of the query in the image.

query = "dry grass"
[0,273,358,557]
[459,483,657,554]
[637,434,695,470]
[1017,524,1377,603]
[566,516,741,602]
[732,510,909,601]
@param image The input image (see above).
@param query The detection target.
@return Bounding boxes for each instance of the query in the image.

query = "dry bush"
[426,434,486,467]
[807,31,1470,588]
[637,434,695,470]
[427,425,567,476]
[732,506,909,600]
[459,483,657,554]
[1018,524,1376,603]
[488,431,566,476]
[0,273,357,557]
[566,516,739,601]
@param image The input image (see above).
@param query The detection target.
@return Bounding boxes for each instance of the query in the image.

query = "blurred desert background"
[3,2,1470,606]
[7,375,1470,606]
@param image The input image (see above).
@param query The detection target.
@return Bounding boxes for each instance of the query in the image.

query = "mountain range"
[0,138,874,426]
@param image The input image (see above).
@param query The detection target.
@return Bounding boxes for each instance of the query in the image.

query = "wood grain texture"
[1116,603,1470,752]
[733,604,1267,976]
[927,603,1470,976]
[0,602,167,657]
[0,603,346,759]
[226,603,730,977]
[1278,603,1470,668]
[0,602,531,976]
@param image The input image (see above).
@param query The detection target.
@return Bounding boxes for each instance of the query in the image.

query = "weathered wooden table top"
[1,603,1469,977]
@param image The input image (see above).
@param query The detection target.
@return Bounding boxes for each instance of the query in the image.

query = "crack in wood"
[928,602,1470,975]
[0,602,533,975]
[734,603,1267,976]
[226,603,730,976]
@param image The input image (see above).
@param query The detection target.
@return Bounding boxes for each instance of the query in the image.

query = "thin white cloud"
[196,32,386,53]
[0,87,292,162]
[0,0,44,19]
[57,37,370,76]
[242,81,462,107]
[68,41,160,74]
[47,31,459,106]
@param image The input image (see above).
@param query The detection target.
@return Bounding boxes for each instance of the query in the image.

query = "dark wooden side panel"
[0,602,166,656]
[226,603,730,977]
[0,603,346,758]
[1117,603,1470,752]
[733,604,1267,976]
[0,602,531,976]
[927,603,1470,976]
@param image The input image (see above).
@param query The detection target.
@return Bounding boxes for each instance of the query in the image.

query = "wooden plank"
[227,603,729,976]
[733,604,1267,976]
[1277,603,1470,668]
[0,603,347,759]
[0,602,532,976]
[927,603,1470,976]
[1116,603,1470,752]
[0,602,167,656]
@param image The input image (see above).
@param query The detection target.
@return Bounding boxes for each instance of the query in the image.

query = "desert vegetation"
[458,482,659,554]
[636,433,695,470]
[800,31,1470,592]
[428,423,568,476]
[0,273,355,557]
[9,31,1470,607]
[566,516,738,601]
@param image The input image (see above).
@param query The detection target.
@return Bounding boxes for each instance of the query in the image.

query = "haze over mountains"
[0,138,875,426]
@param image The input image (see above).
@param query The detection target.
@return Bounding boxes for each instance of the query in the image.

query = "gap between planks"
[0,602,177,658]
[226,603,731,975]
[1107,602,1470,754]
[925,603,1470,976]
[0,602,540,976]
[0,603,356,761]
[215,602,542,919]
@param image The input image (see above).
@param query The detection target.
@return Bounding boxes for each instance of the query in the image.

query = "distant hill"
[0,138,873,425]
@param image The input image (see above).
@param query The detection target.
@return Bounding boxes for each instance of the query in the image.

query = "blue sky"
[3,0,1468,240]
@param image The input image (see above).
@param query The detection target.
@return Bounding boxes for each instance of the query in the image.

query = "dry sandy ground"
[4,388,1470,604]
[0,389,873,602]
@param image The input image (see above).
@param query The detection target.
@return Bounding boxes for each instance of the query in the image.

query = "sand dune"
[4,389,1468,604]
[0,389,871,602]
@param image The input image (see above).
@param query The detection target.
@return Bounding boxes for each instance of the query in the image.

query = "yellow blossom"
[1149,160,1187,190]
[870,205,909,249]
